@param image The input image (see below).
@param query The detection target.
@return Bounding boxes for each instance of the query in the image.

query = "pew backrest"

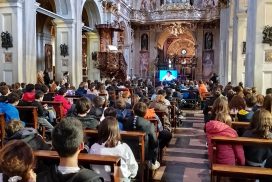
[0,113,5,147]
[16,106,38,129]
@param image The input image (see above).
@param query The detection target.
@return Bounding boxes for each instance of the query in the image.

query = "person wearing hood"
[205,112,245,165]
[5,120,51,150]
[21,84,36,103]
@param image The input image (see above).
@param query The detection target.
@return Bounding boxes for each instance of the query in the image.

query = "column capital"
[52,19,75,28]
[85,32,99,39]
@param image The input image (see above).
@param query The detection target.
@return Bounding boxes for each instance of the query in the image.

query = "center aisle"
[154,110,210,182]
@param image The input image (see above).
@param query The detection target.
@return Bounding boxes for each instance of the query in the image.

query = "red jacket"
[206,120,245,165]
[22,92,35,102]
[53,95,72,116]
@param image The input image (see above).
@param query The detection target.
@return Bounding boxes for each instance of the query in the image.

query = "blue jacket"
[0,102,20,123]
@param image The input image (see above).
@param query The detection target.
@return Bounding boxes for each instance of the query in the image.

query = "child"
[90,116,138,181]
[54,87,72,116]
[0,92,20,123]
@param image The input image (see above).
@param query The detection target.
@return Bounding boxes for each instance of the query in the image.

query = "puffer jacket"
[206,120,245,165]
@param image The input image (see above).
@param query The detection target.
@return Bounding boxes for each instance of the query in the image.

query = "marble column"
[0,0,23,84]
[86,32,101,81]
[195,26,203,80]
[53,19,77,85]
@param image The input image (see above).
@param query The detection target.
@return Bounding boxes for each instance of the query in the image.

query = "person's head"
[25,84,35,92]
[139,96,151,106]
[0,85,10,96]
[115,98,126,110]
[233,86,243,94]
[7,92,20,105]
[250,109,272,138]
[266,88,272,95]
[215,112,232,126]
[263,94,272,113]
[155,95,165,103]
[64,71,69,76]
[133,102,147,117]
[0,140,34,181]
[198,80,203,85]
[238,82,243,87]
[104,107,117,118]
[157,89,166,97]
[14,83,21,90]
[167,71,172,76]
[5,120,24,138]
[252,87,257,94]
[212,96,229,114]
[52,117,84,157]
[98,116,121,147]
[35,84,42,91]
[93,96,105,108]
[57,87,67,96]
[245,94,257,108]
[256,94,265,106]
[40,84,49,94]
[122,91,130,99]
[75,97,91,115]
[35,90,44,101]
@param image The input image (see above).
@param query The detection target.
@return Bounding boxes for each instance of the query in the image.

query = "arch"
[82,0,102,26]
[167,39,195,56]
[157,28,196,50]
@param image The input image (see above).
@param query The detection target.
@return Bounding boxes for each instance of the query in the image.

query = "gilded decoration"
[265,50,272,63]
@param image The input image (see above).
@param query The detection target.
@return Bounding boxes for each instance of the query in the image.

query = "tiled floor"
[154,110,210,182]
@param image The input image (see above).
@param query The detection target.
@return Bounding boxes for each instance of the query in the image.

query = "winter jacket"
[198,83,208,100]
[75,87,87,97]
[22,92,35,102]
[37,165,103,182]
[0,102,20,122]
[206,120,245,165]
[54,95,72,116]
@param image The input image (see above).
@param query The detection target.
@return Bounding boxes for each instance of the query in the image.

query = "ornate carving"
[60,44,69,57]
[263,25,272,46]
[1,31,13,50]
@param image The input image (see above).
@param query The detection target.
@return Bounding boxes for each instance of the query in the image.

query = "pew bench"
[41,101,64,121]
[0,113,5,148]
[211,136,272,181]
[16,106,39,129]
[84,129,146,182]
[34,150,121,182]
[231,121,250,129]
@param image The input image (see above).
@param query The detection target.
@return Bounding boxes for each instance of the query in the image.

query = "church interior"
[1,0,272,181]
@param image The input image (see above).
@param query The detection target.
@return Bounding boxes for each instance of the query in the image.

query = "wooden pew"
[84,129,146,182]
[41,101,64,121]
[231,121,250,129]
[211,136,272,181]
[65,95,80,104]
[34,150,121,182]
[16,106,39,129]
[0,113,5,148]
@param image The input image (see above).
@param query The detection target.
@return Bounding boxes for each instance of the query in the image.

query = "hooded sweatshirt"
[206,120,245,165]
[22,92,35,102]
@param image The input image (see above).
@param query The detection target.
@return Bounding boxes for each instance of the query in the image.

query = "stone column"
[0,0,23,84]
[231,0,247,85]
[53,19,77,84]
[245,0,272,94]
[23,0,38,83]
[86,32,101,81]
[195,26,203,80]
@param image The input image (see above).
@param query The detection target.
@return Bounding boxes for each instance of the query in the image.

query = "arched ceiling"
[167,39,195,56]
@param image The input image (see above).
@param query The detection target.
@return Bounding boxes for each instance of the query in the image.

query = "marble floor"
[154,110,210,182]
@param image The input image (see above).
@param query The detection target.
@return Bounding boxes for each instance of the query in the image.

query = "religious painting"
[45,44,53,71]
[140,51,149,77]
[141,33,149,51]
[4,52,12,63]
[202,50,214,79]
[265,50,272,63]
[204,32,213,50]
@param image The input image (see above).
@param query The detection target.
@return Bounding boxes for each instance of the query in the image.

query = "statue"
[1,31,13,50]
[141,34,149,51]
[263,25,272,46]
[204,32,213,50]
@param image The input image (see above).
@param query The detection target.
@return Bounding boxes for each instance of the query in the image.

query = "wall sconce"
[1,31,13,50]
[60,44,69,57]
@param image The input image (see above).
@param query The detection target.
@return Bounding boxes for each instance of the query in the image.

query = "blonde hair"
[212,96,229,114]
[256,94,264,106]
[215,112,232,126]
[250,109,272,138]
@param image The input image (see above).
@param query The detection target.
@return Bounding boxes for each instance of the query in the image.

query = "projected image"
[159,70,178,81]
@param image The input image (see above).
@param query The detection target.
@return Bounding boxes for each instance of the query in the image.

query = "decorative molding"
[263,25,272,46]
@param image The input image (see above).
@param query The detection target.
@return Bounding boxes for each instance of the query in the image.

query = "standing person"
[62,71,70,85]
[0,140,36,182]
[43,70,51,86]
[37,117,103,182]
[90,117,138,181]
[37,71,44,85]
[210,73,219,85]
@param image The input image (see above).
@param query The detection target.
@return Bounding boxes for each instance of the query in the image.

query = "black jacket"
[37,165,103,182]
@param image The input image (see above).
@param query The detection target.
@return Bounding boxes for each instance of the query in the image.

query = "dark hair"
[75,97,91,114]
[245,94,257,108]
[34,84,42,91]
[20,83,26,89]
[58,87,67,95]
[0,140,34,182]
[263,95,272,113]
[98,116,121,148]
[93,96,105,108]
[63,71,69,76]
[52,117,83,157]
[40,84,49,94]
[7,92,20,104]
[0,85,9,96]
[115,98,126,109]
[0,82,7,86]
[133,102,147,117]
[35,90,44,100]
[266,88,272,95]
[25,84,35,92]
[167,71,172,74]
[157,89,166,96]
[104,107,117,117]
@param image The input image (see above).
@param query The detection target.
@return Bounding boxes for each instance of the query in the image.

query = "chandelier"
[169,23,186,36]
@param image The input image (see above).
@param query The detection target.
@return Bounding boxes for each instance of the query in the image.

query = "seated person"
[237,94,257,122]
[5,120,51,150]
[0,140,36,182]
[115,98,133,124]
[206,112,245,165]
[242,109,272,166]
[21,84,36,103]
[0,92,20,123]
[102,107,124,130]
[75,82,88,97]
[90,116,138,181]
[72,97,99,129]
[252,94,264,112]
[124,102,160,170]
[37,117,103,182]
[91,96,106,120]
[54,87,72,116]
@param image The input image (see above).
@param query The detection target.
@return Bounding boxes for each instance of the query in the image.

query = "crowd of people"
[0,71,272,181]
